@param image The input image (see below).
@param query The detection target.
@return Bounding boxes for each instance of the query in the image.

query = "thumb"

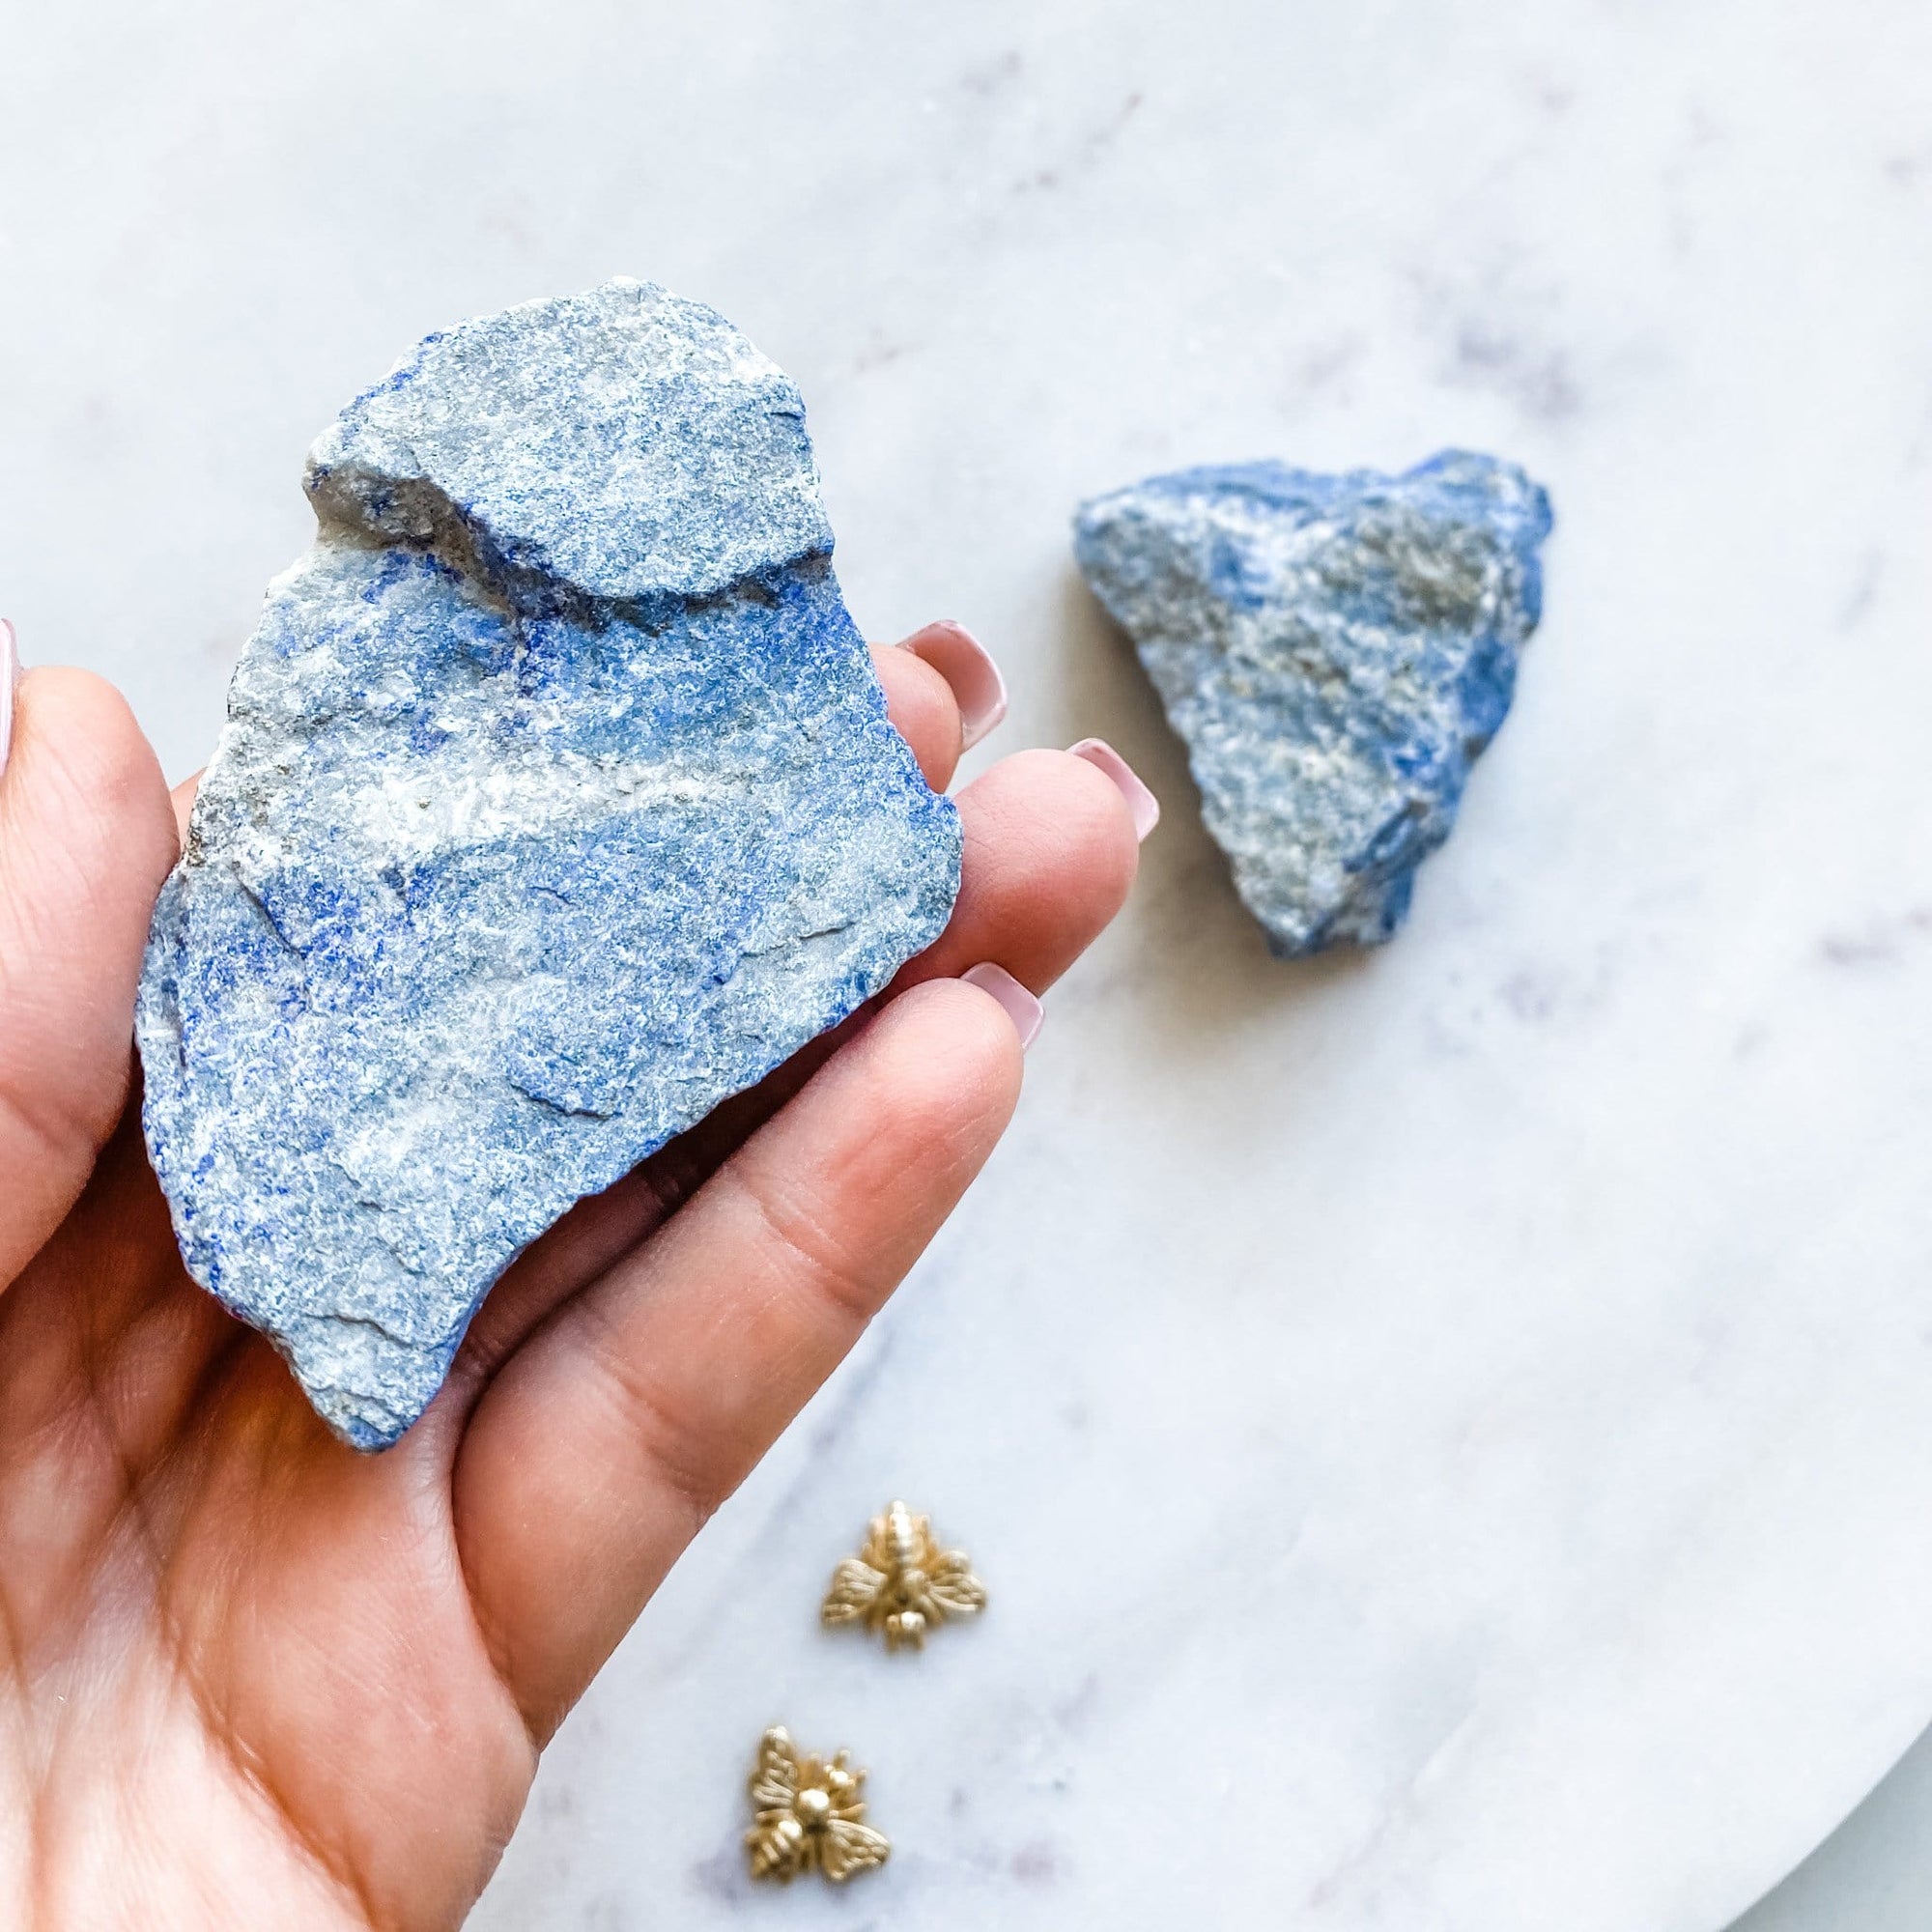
[0,624,179,1287]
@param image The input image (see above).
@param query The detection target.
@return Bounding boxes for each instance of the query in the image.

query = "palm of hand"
[0,651,1136,1928]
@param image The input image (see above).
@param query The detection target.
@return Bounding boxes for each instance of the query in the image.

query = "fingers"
[893,747,1146,995]
[0,663,177,1289]
[895,620,1008,752]
[870,643,960,789]
[452,978,1023,1736]
[871,621,1007,786]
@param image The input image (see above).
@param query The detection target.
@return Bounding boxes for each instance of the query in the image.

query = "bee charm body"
[820,1500,986,1651]
[744,1726,890,1884]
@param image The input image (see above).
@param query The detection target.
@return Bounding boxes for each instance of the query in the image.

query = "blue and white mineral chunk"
[1074,452,1551,956]
[137,280,961,1449]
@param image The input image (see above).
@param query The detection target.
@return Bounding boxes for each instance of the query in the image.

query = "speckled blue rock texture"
[1074,451,1551,956]
[136,280,961,1449]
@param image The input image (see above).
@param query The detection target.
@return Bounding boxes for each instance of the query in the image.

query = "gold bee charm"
[820,1499,986,1651]
[744,1726,890,1885]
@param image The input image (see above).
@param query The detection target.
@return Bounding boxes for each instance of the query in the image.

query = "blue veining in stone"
[1073,451,1551,956]
[137,280,961,1449]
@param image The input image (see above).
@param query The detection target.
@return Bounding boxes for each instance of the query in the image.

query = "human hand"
[0,621,1146,1928]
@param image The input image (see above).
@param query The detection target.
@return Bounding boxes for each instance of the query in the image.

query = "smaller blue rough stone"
[1073,451,1552,956]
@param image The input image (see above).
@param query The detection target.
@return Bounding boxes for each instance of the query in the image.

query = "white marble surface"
[6,4,1932,1927]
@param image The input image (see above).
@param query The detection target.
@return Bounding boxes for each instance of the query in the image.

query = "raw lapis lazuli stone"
[136,280,962,1450]
[1074,451,1552,956]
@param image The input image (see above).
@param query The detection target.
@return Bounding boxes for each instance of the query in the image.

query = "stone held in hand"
[136,280,962,1450]
[1073,451,1552,956]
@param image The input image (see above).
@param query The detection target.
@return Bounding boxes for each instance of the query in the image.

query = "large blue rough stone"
[137,280,961,1449]
[1074,452,1551,955]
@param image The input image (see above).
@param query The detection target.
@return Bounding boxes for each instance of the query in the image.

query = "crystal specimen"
[1074,451,1551,955]
[136,280,961,1449]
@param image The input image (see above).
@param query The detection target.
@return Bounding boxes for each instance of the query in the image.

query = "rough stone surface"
[136,280,961,1450]
[1074,451,1551,955]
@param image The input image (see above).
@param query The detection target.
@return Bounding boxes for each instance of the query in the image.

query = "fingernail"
[0,620,16,781]
[1067,737,1160,841]
[959,962,1043,1051]
[898,620,1009,752]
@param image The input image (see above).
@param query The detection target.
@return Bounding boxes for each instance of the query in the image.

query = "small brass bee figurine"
[744,1726,890,1884]
[820,1499,986,1651]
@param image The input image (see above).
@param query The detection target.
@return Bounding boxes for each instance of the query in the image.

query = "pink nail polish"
[1067,737,1160,841]
[959,961,1043,1050]
[0,619,16,781]
[899,620,1009,752]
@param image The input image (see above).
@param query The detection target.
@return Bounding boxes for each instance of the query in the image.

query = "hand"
[0,630,1143,1928]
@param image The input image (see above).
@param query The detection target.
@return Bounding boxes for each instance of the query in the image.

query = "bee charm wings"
[744,1728,806,1882]
[744,1726,889,1885]
[820,1501,986,1650]
[924,1543,989,1620]
[748,1724,800,1816]
[819,1813,892,1884]
[821,1554,892,1623]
